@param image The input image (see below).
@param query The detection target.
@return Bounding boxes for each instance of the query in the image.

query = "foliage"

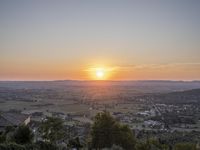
[136,141,151,150]
[91,111,136,150]
[0,142,62,150]
[4,126,15,135]
[39,117,65,144]
[110,144,124,150]
[0,112,200,150]
[0,134,6,143]
[115,124,136,149]
[0,142,26,150]
[68,137,82,150]
[174,142,197,150]
[91,111,117,148]
[34,141,59,150]
[136,139,169,150]
[12,125,34,144]
[4,126,15,142]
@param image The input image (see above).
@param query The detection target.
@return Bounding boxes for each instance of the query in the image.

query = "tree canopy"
[91,111,136,150]
[39,117,65,144]
[13,125,33,144]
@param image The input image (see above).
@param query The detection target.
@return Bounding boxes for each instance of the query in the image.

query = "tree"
[0,134,6,143]
[35,141,59,150]
[12,125,34,144]
[102,144,124,150]
[68,137,83,150]
[91,111,117,149]
[39,117,65,144]
[91,111,136,150]
[115,124,136,149]
[136,141,151,150]
[111,144,124,150]
[4,126,15,142]
[174,143,196,150]
[0,143,26,150]
[136,139,169,150]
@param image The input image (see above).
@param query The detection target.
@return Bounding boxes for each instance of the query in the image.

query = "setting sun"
[86,66,116,80]
[95,68,105,79]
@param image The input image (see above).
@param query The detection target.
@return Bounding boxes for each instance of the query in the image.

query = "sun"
[96,69,105,79]
[87,65,116,80]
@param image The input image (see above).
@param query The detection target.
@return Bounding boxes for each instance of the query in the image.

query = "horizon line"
[0,79,199,82]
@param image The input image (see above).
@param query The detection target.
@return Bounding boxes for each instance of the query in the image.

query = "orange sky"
[1,57,200,81]
[0,1,200,81]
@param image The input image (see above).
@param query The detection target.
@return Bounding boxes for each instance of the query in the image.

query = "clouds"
[117,62,200,71]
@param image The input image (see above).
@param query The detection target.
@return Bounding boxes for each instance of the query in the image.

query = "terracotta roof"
[0,113,29,127]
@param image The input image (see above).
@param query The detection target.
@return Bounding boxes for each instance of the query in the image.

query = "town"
[0,81,200,149]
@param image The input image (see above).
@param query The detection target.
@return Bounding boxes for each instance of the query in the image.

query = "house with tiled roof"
[0,112,30,132]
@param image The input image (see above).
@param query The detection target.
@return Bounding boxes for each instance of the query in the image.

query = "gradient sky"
[0,0,200,80]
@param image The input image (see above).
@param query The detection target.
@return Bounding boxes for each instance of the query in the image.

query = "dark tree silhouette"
[13,125,33,144]
[91,111,136,150]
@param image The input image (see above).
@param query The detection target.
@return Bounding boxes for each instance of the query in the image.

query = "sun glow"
[95,68,105,79]
[87,66,116,80]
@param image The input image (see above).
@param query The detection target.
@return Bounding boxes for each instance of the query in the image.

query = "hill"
[151,88,200,104]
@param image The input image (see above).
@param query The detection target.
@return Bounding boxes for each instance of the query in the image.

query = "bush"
[174,142,196,150]
[35,141,59,150]
[13,125,34,144]
[0,143,25,150]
